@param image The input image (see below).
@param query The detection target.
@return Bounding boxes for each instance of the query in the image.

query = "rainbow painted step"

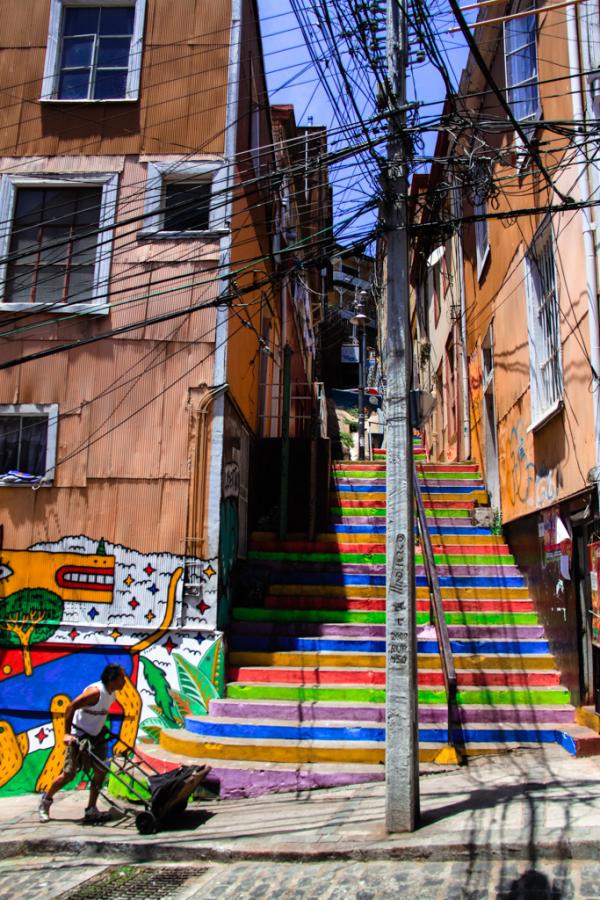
[140,441,598,798]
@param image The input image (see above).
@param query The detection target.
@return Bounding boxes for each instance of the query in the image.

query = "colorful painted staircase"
[140,438,599,797]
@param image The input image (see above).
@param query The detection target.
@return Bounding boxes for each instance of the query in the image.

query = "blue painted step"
[230,635,551,655]
[269,572,526,588]
[184,719,385,742]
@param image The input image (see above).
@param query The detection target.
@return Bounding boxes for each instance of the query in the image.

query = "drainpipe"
[188,385,229,560]
[566,4,600,470]
[204,0,241,606]
[452,184,471,461]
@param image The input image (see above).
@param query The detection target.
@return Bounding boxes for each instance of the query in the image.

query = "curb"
[1,835,600,864]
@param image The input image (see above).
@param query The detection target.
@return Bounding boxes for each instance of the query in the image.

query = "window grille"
[525,222,563,423]
[504,6,540,121]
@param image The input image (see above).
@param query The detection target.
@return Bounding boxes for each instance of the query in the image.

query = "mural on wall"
[505,418,560,513]
[0,535,223,796]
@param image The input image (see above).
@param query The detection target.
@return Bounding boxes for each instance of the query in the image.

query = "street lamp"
[351,291,369,460]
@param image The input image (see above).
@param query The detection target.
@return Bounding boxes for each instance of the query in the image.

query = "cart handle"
[106,732,162,776]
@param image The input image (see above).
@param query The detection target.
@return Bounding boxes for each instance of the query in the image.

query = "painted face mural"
[0,536,223,796]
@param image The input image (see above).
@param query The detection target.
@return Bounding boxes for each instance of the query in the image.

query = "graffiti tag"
[507,420,559,510]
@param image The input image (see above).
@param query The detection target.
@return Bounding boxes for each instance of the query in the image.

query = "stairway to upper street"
[139,437,600,798]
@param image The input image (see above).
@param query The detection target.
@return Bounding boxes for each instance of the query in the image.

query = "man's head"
[101,664,126,692]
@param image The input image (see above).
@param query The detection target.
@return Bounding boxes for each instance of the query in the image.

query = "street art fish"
[0,536,223,796]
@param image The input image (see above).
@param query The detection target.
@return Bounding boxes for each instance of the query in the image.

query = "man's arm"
[63,687,101,744]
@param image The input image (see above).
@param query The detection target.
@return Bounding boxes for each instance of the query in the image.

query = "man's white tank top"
[73,681,115,737]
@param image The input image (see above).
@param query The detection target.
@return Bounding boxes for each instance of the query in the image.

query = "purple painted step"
[261,560,387,575]
[254,561,520,577]
[208,699,576,727]
[207,766,384,799]
[421,706,576,725]
[209,698,386,723]
[230,620,387,639]
[423,518,488,530]
[330,515,388,526]
[229,621,545,641]
[416,564,522,578]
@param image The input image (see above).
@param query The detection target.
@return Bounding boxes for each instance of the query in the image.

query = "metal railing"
[413,467,463,757]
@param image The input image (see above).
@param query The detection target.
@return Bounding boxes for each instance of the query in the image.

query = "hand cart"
[79,732,211,834]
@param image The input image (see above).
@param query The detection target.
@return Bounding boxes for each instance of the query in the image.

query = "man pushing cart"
[38,663,211,833]
[39,663,127,823]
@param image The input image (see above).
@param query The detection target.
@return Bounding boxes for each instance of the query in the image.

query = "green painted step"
[226,684,571,706]
[233,608,539,626]
[227,684,386,703]
[331,506,472,518]
[248,550,387,564]
[417,471,481,480]
[247,550,514,566]
[425,508,471,518]
[330,507,386,517]
[234,608,387,624]
[332,470,482,481]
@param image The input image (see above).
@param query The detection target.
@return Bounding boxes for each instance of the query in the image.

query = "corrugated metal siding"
[156,479,191,553]
[0,0,50,48]
[0,0,231,158]
[0,0,236,555]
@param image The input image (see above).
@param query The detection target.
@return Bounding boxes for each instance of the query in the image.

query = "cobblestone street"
[2,856,600,900]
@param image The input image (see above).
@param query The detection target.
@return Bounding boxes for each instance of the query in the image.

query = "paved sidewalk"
[1,747,600,864]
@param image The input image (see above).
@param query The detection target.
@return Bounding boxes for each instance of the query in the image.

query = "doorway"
[572,521,600,709]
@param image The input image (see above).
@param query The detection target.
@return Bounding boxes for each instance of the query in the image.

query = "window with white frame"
[0,173,118,313]
[0,404,59,484]
[41,0,146,102]
[504,3,540,122]
[140,162,228,236]
[474,195,490,278]
[525,220,563,426]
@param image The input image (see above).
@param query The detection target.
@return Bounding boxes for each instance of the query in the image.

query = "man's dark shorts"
[63,732,108,780]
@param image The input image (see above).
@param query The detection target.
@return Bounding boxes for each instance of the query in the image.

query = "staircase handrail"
[413,466,461,753]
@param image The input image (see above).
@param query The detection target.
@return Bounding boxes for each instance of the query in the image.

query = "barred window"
[525,220,563,425]
[504,3,540,121]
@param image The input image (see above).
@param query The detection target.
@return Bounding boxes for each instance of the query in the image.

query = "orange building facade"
[417,0,600,706]
[0,0,323,794]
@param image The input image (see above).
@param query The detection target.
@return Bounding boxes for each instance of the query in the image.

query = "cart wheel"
[136,810,157,835]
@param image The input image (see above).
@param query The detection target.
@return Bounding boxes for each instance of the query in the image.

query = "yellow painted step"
[160,731,385,765]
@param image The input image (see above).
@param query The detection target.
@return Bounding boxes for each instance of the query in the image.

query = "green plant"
[491,508,503,536]
[140,637,225,742]
[340,431,355,450]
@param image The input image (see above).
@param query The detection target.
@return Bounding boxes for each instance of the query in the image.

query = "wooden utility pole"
[384,0,419,832]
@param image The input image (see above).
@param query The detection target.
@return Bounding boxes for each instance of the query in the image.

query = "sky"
[256,0,472,245]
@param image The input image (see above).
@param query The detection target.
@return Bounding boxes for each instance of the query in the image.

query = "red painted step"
[330,498,476,511]
[332,463,387,471]
[265,596,386,611]
[249,541,387,555]
[229,668,562,688]
[263,595,535,613]
[430,544,512,556]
